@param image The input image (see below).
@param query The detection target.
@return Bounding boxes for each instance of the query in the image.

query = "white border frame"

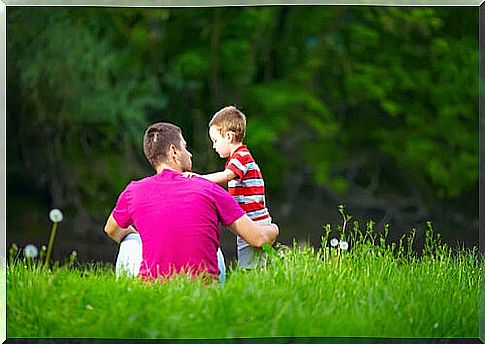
[1,1,6,343]
[1,2,482,344]
[3,0,485,6]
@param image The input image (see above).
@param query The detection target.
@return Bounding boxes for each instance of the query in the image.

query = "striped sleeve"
[226,152,250,179]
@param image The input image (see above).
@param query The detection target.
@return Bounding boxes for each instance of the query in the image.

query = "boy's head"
[208,106,246,158]
[209,106,246,143]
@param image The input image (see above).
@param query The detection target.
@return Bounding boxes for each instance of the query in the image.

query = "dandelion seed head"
[24,244,38,258]
[49,209,64,223]
[330,238,339,247]
[69,250,78,262]
[277,245,290,258]
[339,241,349,250]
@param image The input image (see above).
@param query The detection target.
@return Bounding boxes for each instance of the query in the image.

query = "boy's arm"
[200,168,237,185]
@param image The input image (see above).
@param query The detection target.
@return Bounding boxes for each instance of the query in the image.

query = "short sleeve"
[226,152,248,179]
[210,183,245,227]
[112,184,134,229]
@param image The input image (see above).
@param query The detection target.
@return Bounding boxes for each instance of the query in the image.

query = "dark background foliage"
[7,6,478,263]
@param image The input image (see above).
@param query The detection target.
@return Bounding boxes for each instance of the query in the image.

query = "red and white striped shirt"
[225,145,271,222]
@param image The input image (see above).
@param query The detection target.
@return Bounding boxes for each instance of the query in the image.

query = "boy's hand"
[182,171,200,178]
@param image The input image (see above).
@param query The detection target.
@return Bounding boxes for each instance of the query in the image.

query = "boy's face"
[209,126,232,158]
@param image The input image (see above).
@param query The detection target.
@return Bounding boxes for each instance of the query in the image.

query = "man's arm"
[227,214,279,248]
[104,213,138,244]
[200,169,237,185]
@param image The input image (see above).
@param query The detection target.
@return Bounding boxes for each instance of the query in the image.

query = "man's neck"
[155,163,181,174]
[229,142,244,157]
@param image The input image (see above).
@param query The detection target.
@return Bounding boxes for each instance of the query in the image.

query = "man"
[104,122,279,281]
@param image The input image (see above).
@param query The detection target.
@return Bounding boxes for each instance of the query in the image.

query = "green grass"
[7,229,480,339]
[1,260,5,343]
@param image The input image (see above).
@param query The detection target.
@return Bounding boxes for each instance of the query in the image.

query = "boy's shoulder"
[231,145,254,159]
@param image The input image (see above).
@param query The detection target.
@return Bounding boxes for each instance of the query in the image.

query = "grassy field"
[1,260,5,343]
[7,221,480,339]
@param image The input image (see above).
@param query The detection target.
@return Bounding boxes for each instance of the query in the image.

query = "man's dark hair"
[143,122,182,168]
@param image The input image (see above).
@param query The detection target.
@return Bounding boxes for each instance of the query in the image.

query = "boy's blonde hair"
[209,106,246,143]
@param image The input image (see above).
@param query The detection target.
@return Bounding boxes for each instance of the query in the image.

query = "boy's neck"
[229,142,244,156]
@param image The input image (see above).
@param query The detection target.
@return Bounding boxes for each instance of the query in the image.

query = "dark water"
[6,190,478,266]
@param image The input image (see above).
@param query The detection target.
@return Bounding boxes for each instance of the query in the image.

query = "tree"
[7,7,478,238]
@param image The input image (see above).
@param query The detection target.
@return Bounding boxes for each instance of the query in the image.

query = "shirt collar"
[229,145,248,159]
[154,168,182,180]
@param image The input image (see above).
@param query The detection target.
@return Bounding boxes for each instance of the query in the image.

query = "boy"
[192,106,272,269]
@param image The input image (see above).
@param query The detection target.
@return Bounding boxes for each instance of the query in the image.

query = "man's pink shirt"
[112,169,245,280]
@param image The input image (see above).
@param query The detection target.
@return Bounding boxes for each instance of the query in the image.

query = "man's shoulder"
[129,175,154,185]
[190,175,218,190]
[123,175,158,191]
[191,176,232,196]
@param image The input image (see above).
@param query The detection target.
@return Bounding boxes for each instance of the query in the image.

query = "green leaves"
[8,8,164,217]
[7,7,478,230]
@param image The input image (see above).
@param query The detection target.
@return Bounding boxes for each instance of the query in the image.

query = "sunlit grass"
[7,225,480,339]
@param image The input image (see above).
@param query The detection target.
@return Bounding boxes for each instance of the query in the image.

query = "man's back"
[112,169,244,280]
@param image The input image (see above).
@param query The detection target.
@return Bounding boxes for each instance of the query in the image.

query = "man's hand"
[104,213,138,244]
[228,215,279,248]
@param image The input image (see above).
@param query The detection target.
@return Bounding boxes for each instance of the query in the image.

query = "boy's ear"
[226,131,236,143]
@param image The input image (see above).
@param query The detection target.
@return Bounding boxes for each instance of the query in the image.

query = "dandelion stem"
[45,222,58,268]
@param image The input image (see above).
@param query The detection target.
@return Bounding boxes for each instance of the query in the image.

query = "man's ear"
[169,144,178,157]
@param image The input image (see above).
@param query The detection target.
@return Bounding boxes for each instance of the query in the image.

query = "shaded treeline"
[7,7,478,262]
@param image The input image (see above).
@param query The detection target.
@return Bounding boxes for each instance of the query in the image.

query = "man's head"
[143,122,192,172]
[208,106,246,158]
